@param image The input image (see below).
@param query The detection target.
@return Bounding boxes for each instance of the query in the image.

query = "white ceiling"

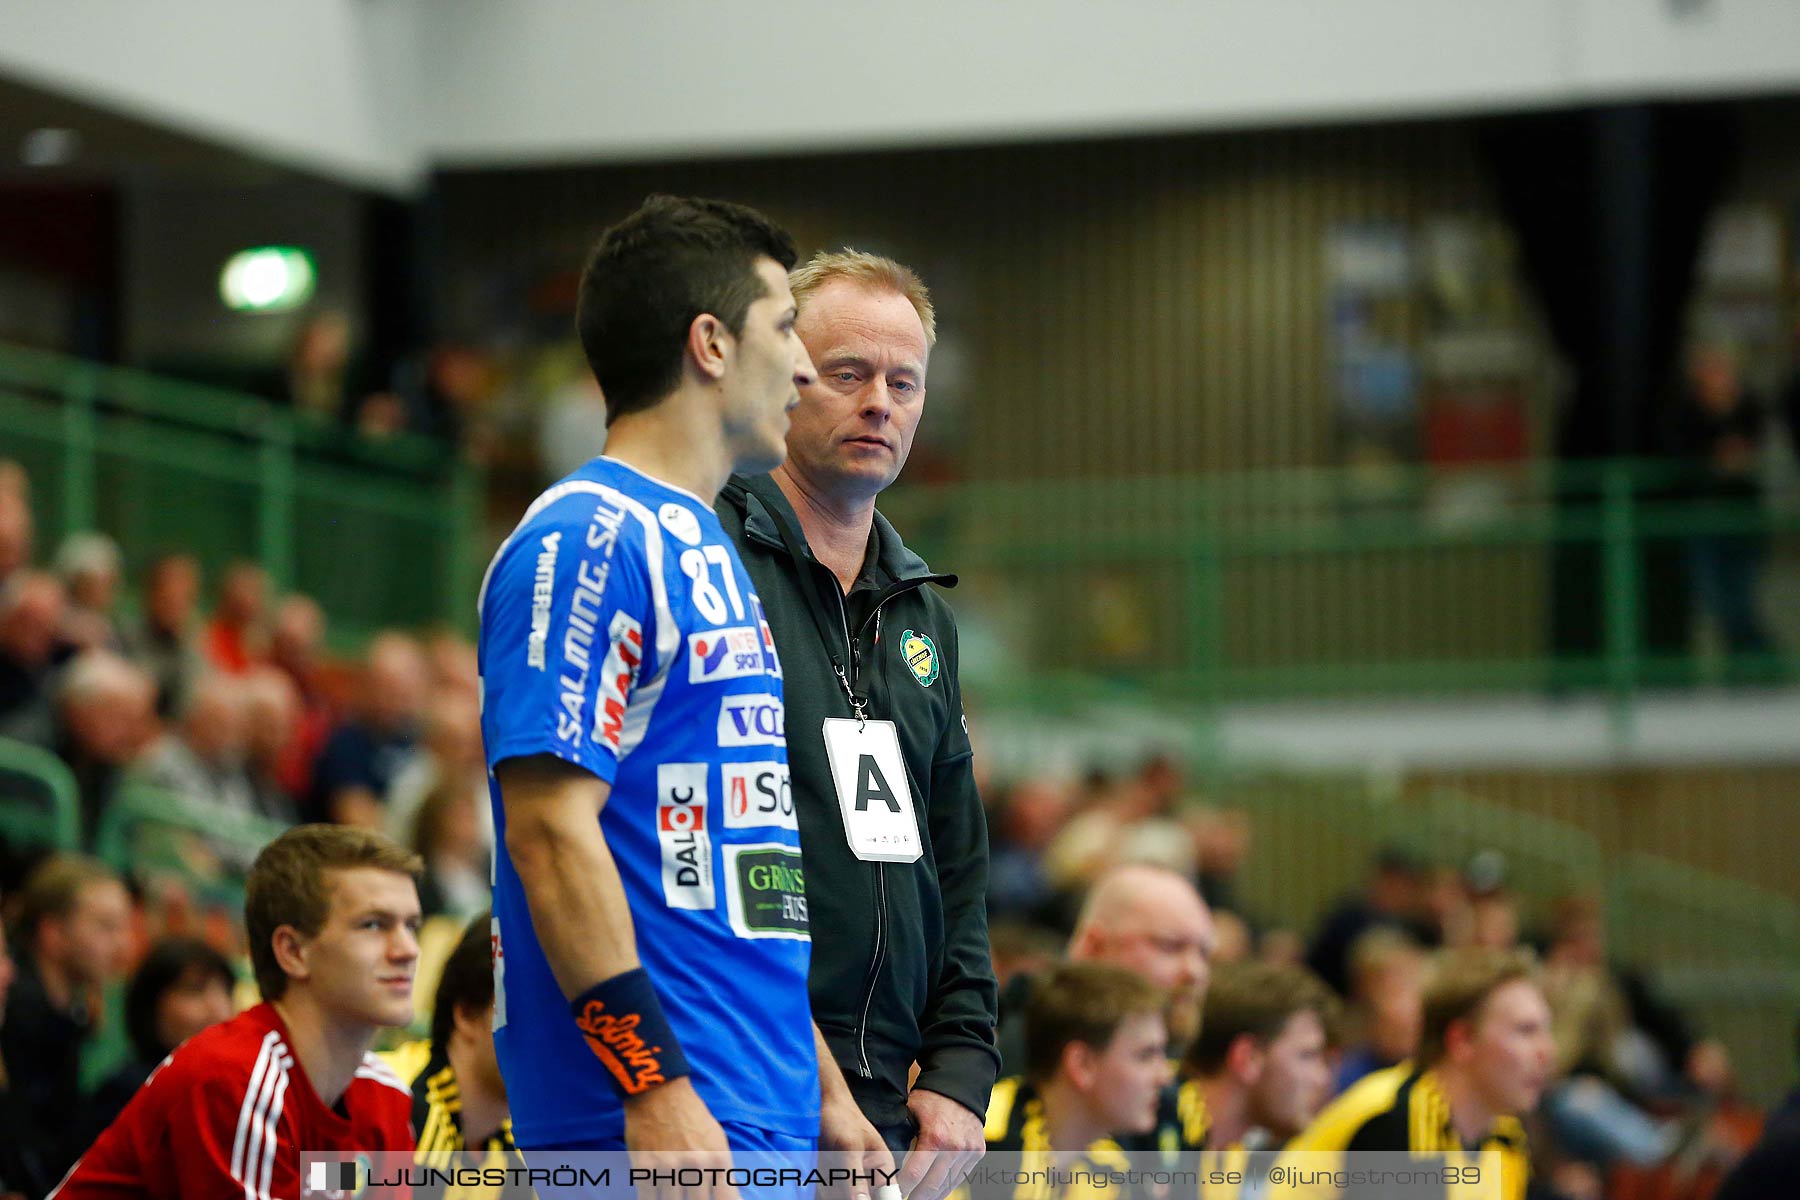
[4,0,1800,194]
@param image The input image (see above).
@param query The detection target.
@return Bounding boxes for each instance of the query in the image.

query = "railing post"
[1601,462,1640,745]
[61,364,99,535]
[258,418,296,592]
[1188,487,1225,766]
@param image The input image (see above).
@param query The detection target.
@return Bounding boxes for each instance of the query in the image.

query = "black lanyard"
[760,497,869,719]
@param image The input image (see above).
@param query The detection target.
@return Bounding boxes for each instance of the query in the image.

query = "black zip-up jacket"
[717,473,999,1126]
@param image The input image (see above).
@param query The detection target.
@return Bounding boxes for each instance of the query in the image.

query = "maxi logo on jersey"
[657,763,712,909]
[688,627,765,684]
[722,761,796,830]
[717,694,784,747]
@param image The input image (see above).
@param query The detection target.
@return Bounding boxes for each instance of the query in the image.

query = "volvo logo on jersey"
[716,694,785,747]
[656,763,712,909]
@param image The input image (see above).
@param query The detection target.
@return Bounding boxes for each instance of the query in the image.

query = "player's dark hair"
[1185,961,1339,1076]
[1024,962,1166,1086]
[431,911,495,1053]
[575,194,798,424]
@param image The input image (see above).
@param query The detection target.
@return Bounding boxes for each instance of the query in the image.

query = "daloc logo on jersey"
[717,694,785,747]
[900,629,939,687]
[657,763,712,909]
[688,628,765,684]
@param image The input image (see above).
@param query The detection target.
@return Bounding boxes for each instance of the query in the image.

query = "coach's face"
[723,257,817,475]
[787,280,928,505]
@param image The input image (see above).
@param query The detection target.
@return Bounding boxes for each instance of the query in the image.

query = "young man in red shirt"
[52,824,422,1200]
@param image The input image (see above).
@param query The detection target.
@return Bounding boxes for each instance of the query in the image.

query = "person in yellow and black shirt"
[975,963,1174,1200]
[1157,962,1340,1199]
[1280,948,1553,1200]
[383,911,529,1200]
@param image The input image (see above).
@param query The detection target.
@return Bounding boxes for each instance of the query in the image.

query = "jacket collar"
[727,472,952,588]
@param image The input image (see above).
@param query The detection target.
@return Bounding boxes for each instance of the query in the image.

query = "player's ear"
[271,923,310,984]
[1063,1040,1100,1091]
[687,312,731,382]
[1226,1033,1263,1085]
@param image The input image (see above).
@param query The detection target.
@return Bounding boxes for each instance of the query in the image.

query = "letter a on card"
[822,718,921,862]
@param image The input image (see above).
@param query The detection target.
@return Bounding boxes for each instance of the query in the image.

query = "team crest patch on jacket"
[900,629,939,687]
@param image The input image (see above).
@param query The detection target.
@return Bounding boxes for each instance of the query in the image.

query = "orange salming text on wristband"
[575,997,669,1094]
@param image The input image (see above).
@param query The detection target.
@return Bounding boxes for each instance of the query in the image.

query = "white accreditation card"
[822,717,923,863]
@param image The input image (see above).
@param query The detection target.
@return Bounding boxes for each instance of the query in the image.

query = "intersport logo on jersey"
[717,694,785,747]
[688,628,765,684]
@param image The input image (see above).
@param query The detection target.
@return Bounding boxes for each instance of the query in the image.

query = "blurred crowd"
[0,459,490,906]
[1,438,1795,1200]
[980,755,1779,1200]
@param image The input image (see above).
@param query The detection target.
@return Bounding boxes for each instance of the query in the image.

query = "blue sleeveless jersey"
[477,457,818,1146]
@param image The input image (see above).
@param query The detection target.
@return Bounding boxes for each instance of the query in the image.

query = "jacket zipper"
[833,579,935,1079]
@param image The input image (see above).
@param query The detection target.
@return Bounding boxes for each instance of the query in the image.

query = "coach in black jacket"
[716,249,997,1198]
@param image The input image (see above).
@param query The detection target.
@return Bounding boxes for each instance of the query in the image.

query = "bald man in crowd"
[997,863,1217,1074]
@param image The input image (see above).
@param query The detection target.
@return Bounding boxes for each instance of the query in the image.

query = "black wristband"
[570,968,691,1097]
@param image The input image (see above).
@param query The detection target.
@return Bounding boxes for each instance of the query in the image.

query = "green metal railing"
[885,460,1798,710]
[0,343,484,639]
[0,735,82,852]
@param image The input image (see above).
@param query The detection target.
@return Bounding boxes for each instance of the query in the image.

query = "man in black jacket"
[717,249,997,1200]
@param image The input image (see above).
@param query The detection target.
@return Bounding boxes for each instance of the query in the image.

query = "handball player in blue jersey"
[477,197,887,1188]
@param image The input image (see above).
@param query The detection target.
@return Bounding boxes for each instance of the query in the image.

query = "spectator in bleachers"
[46,651,160,839]
[1667,342,1779,665]
[122,552,205,719]
[307,630,427,827]
[1539,894,1679,1168]
[1255,926,1304,970]
[986,778,1069,921]
[284,310,357,423]
[388,692,489,855]
[1178,962,1340,1154]
[0,569,66,732]
[1334,928,1427,1092]
[997,864,1216,1074]
[423,628,479,700]
[135,671,258,818]
[0,913,56,1200]
[81,935,237,1145]
[409,779,490,923]
[1,854,132,1184]
[0,460,31,589]
[52,532,124,659]
[1208,909,1252,967]
[201,561,268,674]
[241,665,303,824]
[1305,846,1433,996]
[1712,1020,1800,1200]
[983,962,1172,1160]
[268,593,334,800]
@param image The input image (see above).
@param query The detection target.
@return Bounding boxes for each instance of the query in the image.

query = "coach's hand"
[820,1093,895,1200]
[897,1089,984,1200]
[625,1078,740,1200]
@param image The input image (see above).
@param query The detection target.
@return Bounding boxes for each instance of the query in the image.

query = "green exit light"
[220,247,316,312]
